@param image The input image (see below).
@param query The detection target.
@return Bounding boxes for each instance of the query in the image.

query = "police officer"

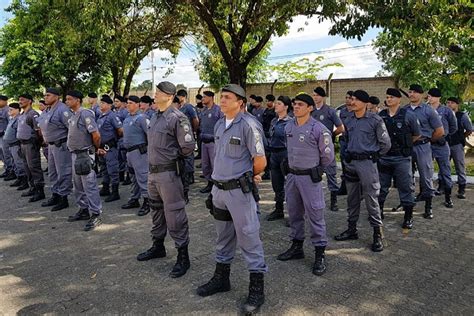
[266,96,291,221]
[378,88,421,229]
[261,94,277,180]
[121,95,150,216]
[368,96,381,113]
[447,97,472,199]
[250,96,265,124]
[311,87,344,212]
[38,88,73,212]
[405,84,444,219]
[17,93,45,202]
[335,90,354,196]
[198,91,223,194]
[97,95,123,202]
[65,90,103,231]
[196,84,267,315]
[334,90,391,252]
[427,88,457,208]
[87,92,101,120]
[114,95,130,185]
[0,95,15,180]
[37,100,50,171]
[276,93,334,276]
[139,95,155,119]
[136,81,195,279]
[4,102,28,189]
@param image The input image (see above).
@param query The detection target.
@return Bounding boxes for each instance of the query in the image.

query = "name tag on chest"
[229,136,241,145]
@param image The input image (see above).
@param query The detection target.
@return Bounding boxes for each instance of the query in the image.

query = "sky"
[0,1,384,89]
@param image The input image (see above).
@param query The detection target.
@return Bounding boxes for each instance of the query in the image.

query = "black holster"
[310,166,324,183]
[74,151,92,176]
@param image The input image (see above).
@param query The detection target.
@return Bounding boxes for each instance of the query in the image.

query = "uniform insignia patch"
[85,117,91,124]
[320,115,325,121]
[184,134,192,142]
[183,124,190,133]
[256,140,264,153]
[63,111,70,117]
[397,122,402,129]
[323,132,331,145]
[87,124,93,130]
[208,113,212,118]
[299,134,305,142]
[325,147,331,154]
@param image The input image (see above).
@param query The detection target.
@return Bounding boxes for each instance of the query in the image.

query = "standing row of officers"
[0,81,471,315]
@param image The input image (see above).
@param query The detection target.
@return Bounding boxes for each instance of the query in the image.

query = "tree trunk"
[227,61,247,90]
[123,64,140,97]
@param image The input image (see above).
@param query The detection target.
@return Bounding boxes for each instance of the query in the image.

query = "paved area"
[0,163,473,315]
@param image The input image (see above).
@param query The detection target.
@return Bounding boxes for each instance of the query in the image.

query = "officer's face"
[139,102,148,111]
[350,97,366,111]
[154,89,173,106]
[266,101,274,108]
[427,95,440,105]
[65,95,81,108]
[38,102,46,111]
[87,97,97,105]
[345,95,352,106]
[100,101,112,112]
[312,93,323,104]
[18,97,32,108]
[0,100,6,108]
[408,90,422,103]
[274,100,287,115]
[220,92,242,114]
[202,94,211,106]
[385,95,401,107]
[127,100,139,113]
[293,101,313,118]
[447,100,458,111]
[114,99,121,108]
[44,92,58,106]
[8,107,19,116]
[177,95,185,104]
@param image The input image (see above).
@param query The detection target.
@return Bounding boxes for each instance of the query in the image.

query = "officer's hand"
[253,174,262,185]
[97,148,107,156]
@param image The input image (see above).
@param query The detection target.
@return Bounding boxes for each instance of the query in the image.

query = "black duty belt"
[149,162,177,173]
[413,138,430,146]
[202,138,215,144]
[48,137,67,146]
[212,179,241,190]
[101,139,117,150]
[126,143,147,152]
[347,152,375,160]
[288,168,312,175]
[8,141,20,146]
[268,147,287,153]
[19,139,36,144]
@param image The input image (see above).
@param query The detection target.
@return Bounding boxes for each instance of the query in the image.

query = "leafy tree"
[132,79,153,92]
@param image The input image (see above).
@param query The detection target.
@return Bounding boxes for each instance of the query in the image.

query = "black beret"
[0,95,8,101]
[19,93,34,101]
[447,97,460,104]
[313,87,326,97]
[196,94,203,100]
[428,88,442,97]
[9,102,20,109]
[353,90,370,103]
[265,94,275,101]
[369,96,380,105]
[128,95,140,103]
[254,96,263,103]
[114,95,126,102]
[386,88,402,98]
[157,81,176,95]
[409,84,424,94]
[176,89,188,97]
[346,90,354,96]
[46,87,60,96]
[221,84,246,99]
[249,94,256,99]
[294,93,315,106]
[140,95,153,103]
[277,95,291,107]
[101,96,113,104]
[39,100,46,104]
[88,92,98,98]
[66,90,83,99]
[203,91,215,97]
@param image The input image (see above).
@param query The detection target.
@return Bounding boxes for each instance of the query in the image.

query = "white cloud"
[272,15,333,43]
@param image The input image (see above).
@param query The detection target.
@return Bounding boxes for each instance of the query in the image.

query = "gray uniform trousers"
[102,147,120,185]
[48,143,73,196]
[71,152,102,215]
[432,143,453,189]
[211,186,268,273]
[285,174,328,246]
[325,158,339,192]
[270,150,287,205]
[126,149,148,199]
[20,142,44,186]
[450,144,467,186]
[148,171,189,247]
[201,142,215,180]
[378,156,415,207]
[1,137,14,172]
[412,143,435,198]
[9,145,26,177]
[345,159,383,227]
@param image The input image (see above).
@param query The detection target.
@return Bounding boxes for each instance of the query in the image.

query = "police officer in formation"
[65,90,103,231]
[17,94,45,202]
[38,88,73,212]
[120,95,150,216]
[427,88,458,208]
[311,87,344,212]
[114,95,130,185]
[87,92,101,120]
[97,95,123,202]
[378,88,421,229]
[367,96,381,113]
[261,94,277,180]
[198,91,222,194]
[335,90,354,196]
[197,84,267,315]
[334,90,391,252]
[447,97,472,199]
[139,95,155,119]
[266,96,291,221]
[405,84,444,219]
[136,81,195,279]
[250,96,265,124]
[277,93,334,276]
[0,95,15,180]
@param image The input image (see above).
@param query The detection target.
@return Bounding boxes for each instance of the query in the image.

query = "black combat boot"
[122,172,132,185]
[334,222,358,241]
[121,198,140,209]
[266,201,284,221]
[17,178,30,191]
[119,171,125,182]
[3,171,17,181]
[372,227,384,252]
[313,246,327,276]
[137,238,166,261]
[99,183,110,196]
[29,185,45,202]
[277,239,304,261]
[444,187,453,208]
[84,213,102,231]
[435,179,444,196]
[196,263,231,297]
[170,245,190,278]
[199,181,213,194]
[379,201,385,220]
[402,205,413,229]
[241,273,265,315]
[21,185,35,197]
[330,191,339,212]
[137,198,150,216]
[51,195,69,212]
[457,184,466,199]
[423,197,433,219]
[67,208,90,222]
[41,193,60,207]
[105,184,120,202]
[10,176,25,187]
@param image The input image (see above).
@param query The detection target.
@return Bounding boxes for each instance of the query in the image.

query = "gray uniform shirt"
[435,105,457,137]
[404,103,442,139]
[0,106,9,134]
[3,116,19,144]
[67,108,98,151]
[200,104,223,140]
[251,107,265,124]
[147,106,195,165]
[345,111,391,155]
[123,113,149,148]
[311,104,342,132]
[16,108,40,141]
[212,112,265,181]
[38,102,71,143]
